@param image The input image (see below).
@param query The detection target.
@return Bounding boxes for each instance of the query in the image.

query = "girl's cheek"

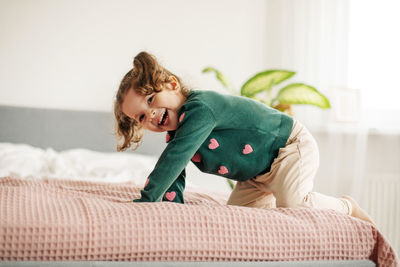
[144,121,153,130]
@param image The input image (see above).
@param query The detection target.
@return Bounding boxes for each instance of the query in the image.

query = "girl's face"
[121,81,186,132]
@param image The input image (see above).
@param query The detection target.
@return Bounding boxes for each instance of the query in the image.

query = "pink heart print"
[165,191,176,201]
[242,144,253,154]
[165,133,170,143]
[144,178,149,187]
[179,112,185,123]
[208,138,219,149]
[218,166,229,175]
[191,152,201,163]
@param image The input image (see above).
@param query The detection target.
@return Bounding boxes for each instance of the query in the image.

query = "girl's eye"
[147,95,154,104]
[139,114,145,122]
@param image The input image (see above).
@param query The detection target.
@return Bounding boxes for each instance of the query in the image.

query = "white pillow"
[0,142,157,185]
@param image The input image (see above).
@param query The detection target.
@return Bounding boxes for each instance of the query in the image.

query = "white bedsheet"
[0,142,157,184]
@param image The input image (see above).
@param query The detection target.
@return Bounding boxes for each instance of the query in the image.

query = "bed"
[0,105,398,267]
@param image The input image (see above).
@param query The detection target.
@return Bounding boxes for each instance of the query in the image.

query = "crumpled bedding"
[0,142,157,184]
[0,177,398,266]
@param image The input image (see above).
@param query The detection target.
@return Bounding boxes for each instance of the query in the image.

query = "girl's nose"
[148,109,156,122]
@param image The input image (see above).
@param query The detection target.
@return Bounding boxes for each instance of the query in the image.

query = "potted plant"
[202,67,331,189]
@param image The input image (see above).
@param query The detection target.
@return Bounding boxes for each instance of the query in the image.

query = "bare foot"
[343,196,376,226]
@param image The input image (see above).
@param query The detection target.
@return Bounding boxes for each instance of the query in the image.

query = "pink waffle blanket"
[0,177,398,266]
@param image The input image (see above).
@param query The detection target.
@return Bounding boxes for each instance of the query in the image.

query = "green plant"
[202,67,331,189]
[202,67,330,117]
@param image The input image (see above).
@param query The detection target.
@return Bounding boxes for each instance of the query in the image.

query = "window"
[348,0,400,129]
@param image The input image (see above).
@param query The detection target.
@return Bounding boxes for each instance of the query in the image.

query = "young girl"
[114,51,375,225]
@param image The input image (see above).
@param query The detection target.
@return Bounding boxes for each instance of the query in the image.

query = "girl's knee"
[276,192,313,208]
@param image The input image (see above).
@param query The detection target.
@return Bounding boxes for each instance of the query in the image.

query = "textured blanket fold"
[0,177,398,266]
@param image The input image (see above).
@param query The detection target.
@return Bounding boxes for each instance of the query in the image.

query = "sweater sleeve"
[161,169,185,203]
[134,101,216,202]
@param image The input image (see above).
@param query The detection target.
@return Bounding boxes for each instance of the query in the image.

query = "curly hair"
[114,51,190,152]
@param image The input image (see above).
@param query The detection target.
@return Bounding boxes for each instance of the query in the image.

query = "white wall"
[0,0,267,111]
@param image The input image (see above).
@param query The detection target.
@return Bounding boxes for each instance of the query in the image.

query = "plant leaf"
[226,179,235,190]
[277,83,331,109]
[241,70,295,97]
[202,67,236,94]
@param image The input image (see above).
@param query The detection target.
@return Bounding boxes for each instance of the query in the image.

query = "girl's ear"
[169,76,180,90]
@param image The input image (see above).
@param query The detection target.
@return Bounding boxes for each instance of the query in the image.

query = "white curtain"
[264,0,350,128]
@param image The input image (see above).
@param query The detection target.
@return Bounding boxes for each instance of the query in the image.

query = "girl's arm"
[135,169,185,203]
[134,101,216,203]
[161,169,185,203]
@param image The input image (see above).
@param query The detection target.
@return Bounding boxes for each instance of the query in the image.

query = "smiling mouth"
[158,109,169,126]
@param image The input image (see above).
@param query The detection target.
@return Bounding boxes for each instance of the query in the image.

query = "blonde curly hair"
[114,51,190,151]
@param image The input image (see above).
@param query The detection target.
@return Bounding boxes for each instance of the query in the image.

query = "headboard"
[0,105,166,156]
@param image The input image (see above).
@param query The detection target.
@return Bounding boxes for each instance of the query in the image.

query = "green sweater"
[134,90,293,203]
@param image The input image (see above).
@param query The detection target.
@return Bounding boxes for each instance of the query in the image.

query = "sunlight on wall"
[348,0,400,111]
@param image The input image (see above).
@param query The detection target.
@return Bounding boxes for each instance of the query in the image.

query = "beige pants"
[227,119,352,215]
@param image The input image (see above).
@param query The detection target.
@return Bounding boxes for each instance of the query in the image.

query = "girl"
[114,51,375,225]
